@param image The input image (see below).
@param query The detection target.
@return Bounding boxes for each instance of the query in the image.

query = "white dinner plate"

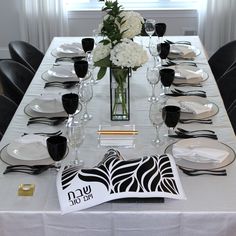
[173,66,208,84]
[7,135,49,161]
[166,96,219,119]
[165,138,235,170]
[29,97,64,114]
[47,65,76,79]
[51,42,84,57]
[169,44,200,60]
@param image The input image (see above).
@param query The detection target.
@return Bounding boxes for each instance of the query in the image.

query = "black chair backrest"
[8,40,44,74]
[227,99,236,134]
[208,40,236,81]
[0,95,17,140]
[217,65,236,110]
[0,60,34,105]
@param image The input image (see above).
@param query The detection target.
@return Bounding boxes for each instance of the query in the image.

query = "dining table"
[1,35,236,236]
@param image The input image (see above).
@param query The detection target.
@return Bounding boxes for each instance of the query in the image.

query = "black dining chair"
[0,60,34,105]
[227,99,236,134]
[8,40,44,74]
[0,95,17,140]
[217,65,236,110]
[208,40,236,81]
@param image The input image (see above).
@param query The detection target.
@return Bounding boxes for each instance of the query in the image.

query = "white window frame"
[65,0,199,11]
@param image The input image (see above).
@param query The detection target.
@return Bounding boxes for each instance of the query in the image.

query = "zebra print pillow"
[57,149,185,214]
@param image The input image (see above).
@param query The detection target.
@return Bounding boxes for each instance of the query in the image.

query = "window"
[65,0,199,11]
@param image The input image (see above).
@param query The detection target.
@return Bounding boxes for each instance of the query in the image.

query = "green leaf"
[97,67,107,80]
[94,56,110,68]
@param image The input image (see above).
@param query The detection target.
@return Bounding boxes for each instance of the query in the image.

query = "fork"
[162,60,197,67]
[177,127,215,134]
[165,39,192,45]
[3,165,55,175]
[172,82,202,87]
[44,81,79,89]
[23,130,62,136]
[174,88,206,94]
[179,167,227,176]
[169,131,218,139]
[27,117,67,126]
[179,118,213,124]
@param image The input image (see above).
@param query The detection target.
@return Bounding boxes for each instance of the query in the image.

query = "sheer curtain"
[198,0,236,57]
[19,0,68,52]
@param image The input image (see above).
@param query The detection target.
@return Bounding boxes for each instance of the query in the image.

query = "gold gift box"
[18,184,35,196]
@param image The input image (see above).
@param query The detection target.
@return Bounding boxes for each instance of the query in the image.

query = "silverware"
[165,39,192,45]
[177,127,215,134]
[44,81,79,89]
[172,82,203,87]
[179,118,213,124]
[3,164,56,175]
[27,117,67,126]
[55,56,85,63]
[169,131,218,139]
[174,88,206,94]
[23,130,62,136]
[179,167,227,176]
[166,91,206,98]
[162,60,197,67]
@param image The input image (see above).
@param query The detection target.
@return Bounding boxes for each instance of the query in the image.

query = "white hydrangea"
[92,42,111,62]
[119,11,144,39]
[110,39,148,68]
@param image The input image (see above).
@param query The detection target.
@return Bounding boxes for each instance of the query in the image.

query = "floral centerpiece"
[93,0,148,120]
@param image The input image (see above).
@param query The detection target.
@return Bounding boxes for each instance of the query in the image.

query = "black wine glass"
[155,23,167,42]
[160,68,175,95]
[162,105,180,136]
[82,38,95,53]
[47,135,67,170]
[159,42,170,65]
[74,60,89,82]
[62,93,79,127]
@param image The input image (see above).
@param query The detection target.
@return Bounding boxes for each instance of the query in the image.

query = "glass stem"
[151,84,156,99]
[154,125,161,143]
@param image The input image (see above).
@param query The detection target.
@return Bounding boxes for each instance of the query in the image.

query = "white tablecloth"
[1,36,236,236]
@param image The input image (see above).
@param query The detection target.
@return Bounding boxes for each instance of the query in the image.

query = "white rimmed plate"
[7,135,49,161]
[51,42,84,57]
[47,65,76,79]
[29,97,64,114]
[169,44,200,60]
[165,138,235,170]
[166,96,219,119]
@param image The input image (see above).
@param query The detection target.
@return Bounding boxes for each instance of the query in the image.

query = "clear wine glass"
[78,82,93,121]
[149,38,161,67]
[144,19,156,47]
[149,102,164,145]
[86,50,97,84]
[162,105,180,136]
[67,120,85,166]
[62,93,79,128]
[81,38,95,53]
[155,23,167,43]
[146,67,160,102]
[160,68,175,95]
[46,135,67,170]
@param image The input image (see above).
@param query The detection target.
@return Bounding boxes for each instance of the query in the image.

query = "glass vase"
[110,67,130,121]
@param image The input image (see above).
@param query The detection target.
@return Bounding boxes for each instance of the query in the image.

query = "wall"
[0,3,198,58]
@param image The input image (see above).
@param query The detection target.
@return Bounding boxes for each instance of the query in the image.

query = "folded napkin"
[175,68,203,80]
[57,149,186,214]
[48,65,76,78]
[170,44,197,59]
[172,138,229,163]
[166,99,212,115]
[57,43,83,54]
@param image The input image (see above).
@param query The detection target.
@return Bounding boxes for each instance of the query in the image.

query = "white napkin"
[48,65,76,78]
[175,68,203,80]
[166,99,212,115]
[57,43,83,54]
[171,44,196,59]
[172,138,229,163]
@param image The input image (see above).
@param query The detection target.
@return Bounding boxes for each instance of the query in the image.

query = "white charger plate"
[165,138,235,170]
[169,44,200,59]
[29,97,64,114]
[51,42,84,57]
[167,96,219,119]
[47,65,76,79]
